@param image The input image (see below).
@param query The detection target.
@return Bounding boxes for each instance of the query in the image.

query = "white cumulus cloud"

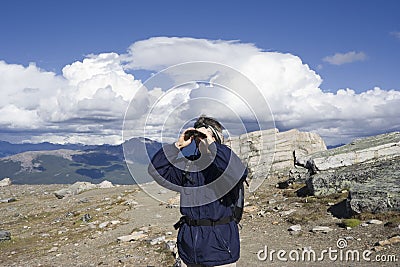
[123,37,261,71]
[0,54,142,144]
[121,38,399,145]
[322,51,367,65]
[0,37,399,146]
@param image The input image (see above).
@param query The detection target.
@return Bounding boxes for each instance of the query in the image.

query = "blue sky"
[1,0,399,91]
[0,0,399,145]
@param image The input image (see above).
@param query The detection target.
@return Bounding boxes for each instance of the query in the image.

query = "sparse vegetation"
[341,218,361,228]
[1,180,399,266]
[355,211,400,224]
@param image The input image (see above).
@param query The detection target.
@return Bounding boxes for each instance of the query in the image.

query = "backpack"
[231,178,248,224]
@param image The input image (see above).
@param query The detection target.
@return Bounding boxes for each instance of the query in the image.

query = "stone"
[165,240,176,252]
[311,226,333,233]
[167,195,180,208]
[124,199,139,206]
[297,132,400,214]
[375,236,400,247]
[139,226,150,233]
[225,128,326,178]
[0,230,11,241]
[302,132,400,173]
[99,221,109,229]
[97,180,114,189]
[0,178,11,187]
[0,197,17,203]
[48,247,58,253]
[377,239,391,246]
[367,219,383,225]
[117,231,147,242]
[279,209,296,216]
[81,214,92,223]
[372,246,385,252]
[288,225,302,232]
[149,236,165,245]
[243,205,258,213]
[54,182,97,199]
[257,210,266,217]
[77,198,89,203]
[87,223,97,229]
[348,168,400,213]
[388,235,400,245]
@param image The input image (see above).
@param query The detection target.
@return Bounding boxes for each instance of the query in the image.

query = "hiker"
[148,115,248,267]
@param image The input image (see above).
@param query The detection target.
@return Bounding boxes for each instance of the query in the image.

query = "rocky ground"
[1,177,399,267]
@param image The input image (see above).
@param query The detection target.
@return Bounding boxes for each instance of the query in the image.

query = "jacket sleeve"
[147,144,185,190]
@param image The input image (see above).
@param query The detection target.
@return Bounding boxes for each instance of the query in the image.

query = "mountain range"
[0,138,162,185]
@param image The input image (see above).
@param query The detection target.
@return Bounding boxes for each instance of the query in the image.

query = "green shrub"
[341,218,361,228]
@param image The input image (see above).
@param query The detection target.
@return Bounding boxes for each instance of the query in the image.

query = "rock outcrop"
[0,177,11,187]
[54,180,115,199]
[300,132,400,173]
[295,132,400,214]
[347,158,400,213]
[225,128,327,179]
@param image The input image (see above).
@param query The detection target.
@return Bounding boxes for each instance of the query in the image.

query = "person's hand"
[175,128,195,150]
[196,127,215,154]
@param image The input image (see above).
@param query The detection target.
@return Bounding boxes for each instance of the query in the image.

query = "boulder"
[54,182,97,199]
[97,180,114,189]
[301,132,400,174]
[297,132,400,214]
[347,161,400,213]
[225,128,326,179]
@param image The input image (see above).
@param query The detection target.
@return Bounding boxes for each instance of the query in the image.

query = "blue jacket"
[148,142,247,266]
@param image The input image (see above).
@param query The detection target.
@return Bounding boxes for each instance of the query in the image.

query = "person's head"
[193,115,224,144]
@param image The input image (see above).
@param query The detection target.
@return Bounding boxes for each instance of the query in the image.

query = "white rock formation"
[225,128,326,179]
[0,177,12,187]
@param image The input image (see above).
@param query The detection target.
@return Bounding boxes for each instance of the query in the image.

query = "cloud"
[390,31,400,40]
[123,37,261,71]
[0,38,399,146]
[0,54,142,144]
[322,51,367,65]
[121,38,399,145]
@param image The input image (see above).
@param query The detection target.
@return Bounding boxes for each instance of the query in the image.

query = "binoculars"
[184,130,207,141]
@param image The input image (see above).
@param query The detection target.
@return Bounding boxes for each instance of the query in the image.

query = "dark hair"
[194,115,222,132]
[194,115,223,143]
